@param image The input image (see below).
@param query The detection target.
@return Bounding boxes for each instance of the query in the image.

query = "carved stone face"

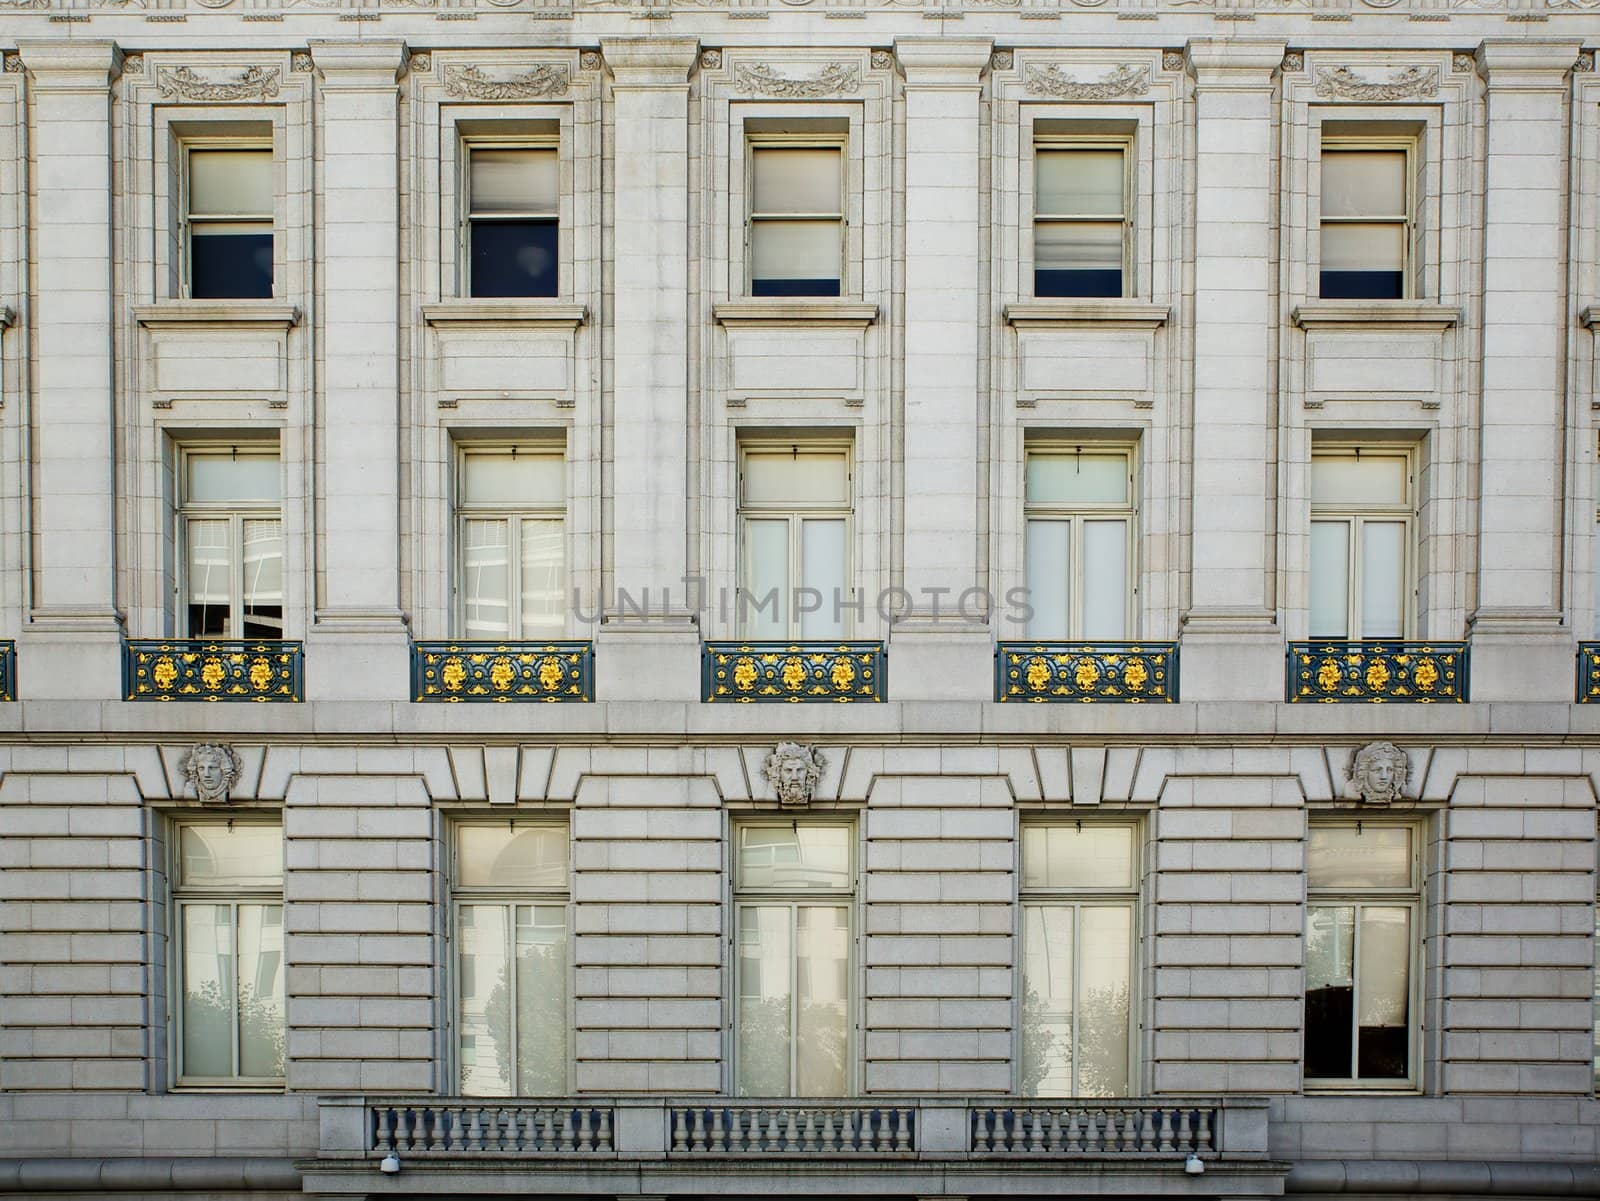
[184,743,241,805]
[1349,741,1407,805]
[762,742,825,808]
[777,756,810,805]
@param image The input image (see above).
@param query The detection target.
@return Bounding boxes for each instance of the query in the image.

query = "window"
[185,144,273,300]
[172,821,284,1086]
[453,823,569,1096]
[1019,822,1137,1097]
[1319,140,1411,300]
[464,143,559,299]
[456,446,565,639]
[1304,820,1419,1088]
[733,822,853,1097]
[738,443,852,640]
[1034,143,1128,299]
[748,142,844,298]
[1024,447,1136,641]
[1309,449,1414,640]
[179,447,283,639]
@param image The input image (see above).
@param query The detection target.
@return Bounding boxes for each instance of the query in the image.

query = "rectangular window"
[733,822,853,1097]
[748,142,844,298]
[465,143,559,299]
[1019,822,1137,1097]
[172,821,285,1085]
[1319,141,1411,301]
[185,144,273,300]
[1309,449,1414,641]
[1304,820,1419,1088]
[738,443,852,640]
[454,822,569,1096]
[1024,447,1136,641]
[457,446,566,639]
[179,447,284,639]
[1034,143,1128,299]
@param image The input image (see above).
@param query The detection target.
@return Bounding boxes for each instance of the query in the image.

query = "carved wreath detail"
[1024,63,1151,100]
[157,65,282,101]
[734,62,861,98]
[1313,64,1440,100]
[442,63,571,100]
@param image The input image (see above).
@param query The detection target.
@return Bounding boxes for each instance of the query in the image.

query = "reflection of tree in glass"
[797,999,847,1095]
[1077,981,1130,1099]
[737,996,790,1095]
[1019,984,1062,1097]
[187,978,284,1077]
[483,942,567,1094]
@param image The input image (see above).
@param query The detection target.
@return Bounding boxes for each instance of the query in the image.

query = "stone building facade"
[0,6,1597,1201]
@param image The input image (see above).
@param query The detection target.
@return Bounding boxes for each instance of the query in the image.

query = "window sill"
[421,299,588,329]
[133,300,301,330]
[1003,300,1170,330]
[713,299,879,329]
[1291,301,1460,331]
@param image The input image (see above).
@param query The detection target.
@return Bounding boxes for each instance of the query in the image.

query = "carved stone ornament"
[870,50,894,71]
[122,54,145,76]
[442,63,571,99]
[1161,49,1186,72]
[734,62,861,98]
[1313,64,1440,100]
[182,743,244,805]
[1346,741,1409,806]
[1023,62,1151,100]
[580,51,603,72]
[991,49,1015,72]
[408,53,432,75]
[1452,52,1476,74]
[291,51,315,73]
[762,742,826,808]
[701,49,723,71]
[157,65,283,101]
[1281,50,1305,73]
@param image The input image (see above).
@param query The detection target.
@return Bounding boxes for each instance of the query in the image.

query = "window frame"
[453,442,568,641]
[730,818,858,1099]
[459,133,562,300]
[175,443,285,640]
[449,819,573,1098]
[168,815,286,1091]
[1016,818,1141,1098]
[1308,444,1418,641]
[180,136,276,301]
[1303,817,1423,1093]
[1030,134,1134,301]
[1316,134,1417,302]
[744,132,847,300]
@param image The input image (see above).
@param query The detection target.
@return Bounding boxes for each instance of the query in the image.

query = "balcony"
[122,639,303,702]
[702,642,887,703]
[996,643,1179,703]
[0,639,13,700]
[1286,640,1468,703]
[1578,643,1600,702]
[411,642,595,703]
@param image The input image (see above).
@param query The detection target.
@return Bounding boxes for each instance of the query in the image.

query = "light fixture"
[379,1153,401,1175]
[1185,1153,1205,1176]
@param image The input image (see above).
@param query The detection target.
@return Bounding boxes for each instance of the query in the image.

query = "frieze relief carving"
[1312,63,1440,99]
[763,742,826,807]
[1346,741,1409,805]
[181,742,244,805]
[733,62,861,97]
[442,62,570,98]
[157,64,283,101]
[1023,62,1151,99]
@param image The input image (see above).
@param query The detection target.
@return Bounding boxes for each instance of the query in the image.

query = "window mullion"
[229,900,242,1079]
[505,902,518,1096]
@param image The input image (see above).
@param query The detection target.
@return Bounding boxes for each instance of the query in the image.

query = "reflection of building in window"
[738,443,853,640]
[734,823,852,1097]
[179,448,283,639]
[454,824,569,1096]
[1023,447,1137,641]
[1019,822,1137,1097]
[1304,821,1418,1086]
[1309,449,1415,640]
[457,446,566,640]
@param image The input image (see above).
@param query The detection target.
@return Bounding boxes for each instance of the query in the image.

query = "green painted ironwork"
[1577,643,1600,703]
[1286,640,1468,703]
[703,642,886,703]
[123,639,304,702]
[995,642,1178,703]
[411,641,594,702]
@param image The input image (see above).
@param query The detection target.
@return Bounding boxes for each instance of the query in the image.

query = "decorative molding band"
[1004,300,1170,329]
[421,300,587,328]
[1312,63,1439,99]
[1024,61,1151,98]
[441,62,570,98]
[712,299,878,328]
[133,301,302,329]
[1290,300,1460,329]
[156,63,281,100]
[733,61,861,96]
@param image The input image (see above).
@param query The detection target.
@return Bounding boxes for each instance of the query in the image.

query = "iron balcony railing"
[122,638,304,702]
[0,639,14,700]
[1578,643,1600,702]
[996,642,1179,702]
[410,641,595,702]
[1286,640,1468,703]
[702,641,886,702]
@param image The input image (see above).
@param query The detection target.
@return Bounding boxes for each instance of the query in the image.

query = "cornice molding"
[1004,301,1170,330]
[133,300,301,329]
[421,300,587,329]
[1290,300,1460,330]
[599,37,698,87]
[713,299,878,329]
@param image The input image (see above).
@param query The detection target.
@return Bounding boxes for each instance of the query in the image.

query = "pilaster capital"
[600,38,699,89]
[1476,39,1583,90]
[306,40,408,90]
[14,40,121,91]
[893,38,992,89]
[1186,38,1287,90]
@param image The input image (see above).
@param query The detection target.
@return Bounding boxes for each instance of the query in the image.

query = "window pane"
[463,519,511,639]
[1308,825,1412,890]
[1357,906,1410,1079]
[182,904,235,1078]
[1021,825,1135,891]
[1311,456,1408,507]
[186,518,233,638]
[188,454,281,504]
[1035,222,1123,298]
[179,824,282,888]
[795,906,849,1097]
[1321,223,1405,273]
[191,228,273,301]
[242,518,283,640]
[1309,521,1351,640]
[458,904,512,1096]
[470,147,559,215]
[457,825,568,889]
[1078,905,1132,1098]
[1025,520,1069,642]
[1036,149,1124,217]
[743,519,789,639]
[1360,521,1406,639]
[514,904,568,1095]
[743,451,850,507]
[462,452,564,507]
[1021,904,1073,1096]
[1304,904,1355,1079]
[190,149,272,217]
[751,222,841,296]
[1026,453,1128,506]
[520,519,565,637]
[1321,150,1406,220]
[800,519,847,641]
[236,903,285,1078]
[469,219,558,299]
[736,905,792,1097]
[1081,520,1128,641]
[752,147,843,216]
[737,826,850,891]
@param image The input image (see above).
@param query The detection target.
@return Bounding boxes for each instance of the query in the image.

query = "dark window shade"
[1035,268,1122,299]
[750,277,841,298]
[471,219,558,298]
[191,233,273,300]
[1320,270,1404,300]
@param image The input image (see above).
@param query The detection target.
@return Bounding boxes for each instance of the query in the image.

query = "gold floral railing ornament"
[702,642,886,703]
[122,639,304,702]
[995,643,1178,703]
[1577,643,1600,703]
[1286,640,1468,703]
[411,642,594,702]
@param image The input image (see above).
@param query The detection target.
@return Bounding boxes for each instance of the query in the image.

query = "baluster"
[559,1108,576,1152]
[465,1107,483,1152]
[839,1109,857,1152]
[597,1108,614,1152]
[488,1107,506,1151]
[800,1109,818,1152]
[1028,1109,1044,1152]
[1140,1108,1157,1152]
[818,1109,836,1152]
[540,1107,557,1151]
[895,1107,911,1152]
[448,1108,465,1152]
[1087,1110,1104,1153]
[1158,1108,1174,1153]
[691,1107,708,1152]
[395,1107,414,1152]
[1122,1109,1138,1152]
[671,1108,690,1151]
[1046,1109,1063,1153]
[517,1108,536,1153]
[709,1106,726,1152]
[426,1106,445,1153]
[1177,1108,1193,1153]
[1197,1107,1214,1154]
[727,1107,745,1153]
[879,1109,896,1153]
[373,1107,393,1153]
[1065,1109,1082,1153]
[757,1109,777,1152]
[783,1109,800,1152]
[577,1106,594,1152]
